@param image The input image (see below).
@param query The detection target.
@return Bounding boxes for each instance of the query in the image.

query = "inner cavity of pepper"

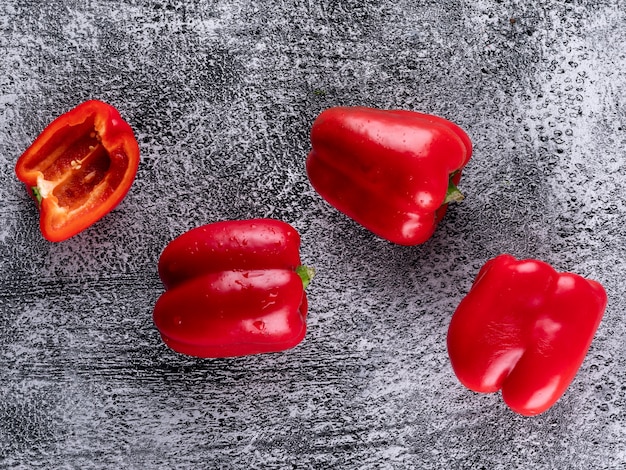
[31,116,111,211]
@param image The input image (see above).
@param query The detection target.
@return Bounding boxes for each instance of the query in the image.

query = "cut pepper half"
[15,100,140,241]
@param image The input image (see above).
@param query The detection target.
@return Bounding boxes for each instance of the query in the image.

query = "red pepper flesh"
[447,254,607,416]
[306,107,472,245]
[15,100,140,242]
[153,219,313,358]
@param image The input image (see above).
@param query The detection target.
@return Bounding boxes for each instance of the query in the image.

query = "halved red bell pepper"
[153,219,314,358]
[15,100,140,242]
[306,106,472,245]
[447,254,607,416]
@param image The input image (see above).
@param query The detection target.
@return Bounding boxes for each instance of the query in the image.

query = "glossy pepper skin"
[447,254,607,416]
[153,219,313,358]
[15,100,140,242]
[306,107,472,245]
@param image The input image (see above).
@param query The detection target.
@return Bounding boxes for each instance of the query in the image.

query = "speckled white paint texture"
[1,0,625,468]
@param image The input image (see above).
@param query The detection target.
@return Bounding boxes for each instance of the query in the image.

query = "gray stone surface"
[1,0,625,468]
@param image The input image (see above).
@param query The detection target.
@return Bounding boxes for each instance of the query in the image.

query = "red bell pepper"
[15,100,140,242]
[447,254,607,416]
[306,106,472,245]
[153,219,314,358]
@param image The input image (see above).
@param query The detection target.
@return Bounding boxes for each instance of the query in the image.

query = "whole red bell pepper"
[306,106,472,245]
[153,219,314,358]
[447,254,607,416]
[15,100,140,242]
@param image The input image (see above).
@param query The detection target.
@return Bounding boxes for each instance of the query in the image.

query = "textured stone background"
[1,0,625,468]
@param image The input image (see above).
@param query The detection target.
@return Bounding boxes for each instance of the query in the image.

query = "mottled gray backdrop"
[1,0,625,468]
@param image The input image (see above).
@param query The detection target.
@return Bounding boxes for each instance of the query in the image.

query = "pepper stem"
[296,265,316,289]
[31,186,43,206]
[443,175,464,205]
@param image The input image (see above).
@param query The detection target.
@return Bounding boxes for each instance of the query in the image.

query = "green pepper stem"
[296,265,316,289]
[443,176,464,205]
[31,186,43,206]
